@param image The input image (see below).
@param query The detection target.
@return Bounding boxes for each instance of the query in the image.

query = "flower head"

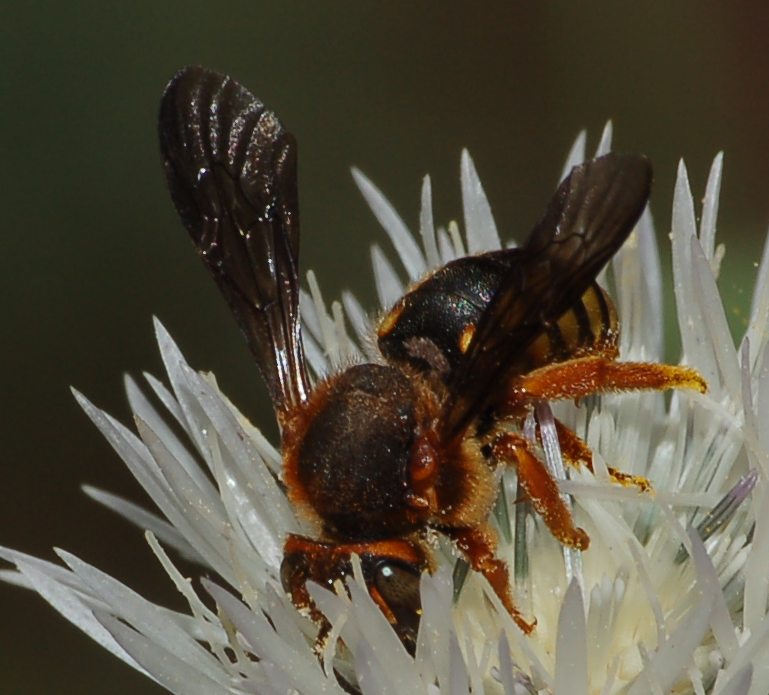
[3,125,769,694]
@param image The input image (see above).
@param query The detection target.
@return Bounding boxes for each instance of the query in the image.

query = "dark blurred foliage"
[3,3,769,693]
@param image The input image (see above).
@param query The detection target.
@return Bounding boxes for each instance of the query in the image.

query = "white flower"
[3,124,769,695]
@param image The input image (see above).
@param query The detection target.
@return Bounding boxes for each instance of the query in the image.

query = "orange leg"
[493,432,590,550]
[446,524,535,633]
[506,356,706,406]
[550,419,652,492]
[550,418,592,469]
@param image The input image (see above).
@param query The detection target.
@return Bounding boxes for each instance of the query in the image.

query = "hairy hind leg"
[506,356,706,406]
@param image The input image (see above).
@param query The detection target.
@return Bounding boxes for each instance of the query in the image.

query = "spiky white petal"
[594,121,613,158]
[82,485,203,563]
[371,243,404,309]
[352,167,426,281]
[561,130,587,181]
[461,149,500,253]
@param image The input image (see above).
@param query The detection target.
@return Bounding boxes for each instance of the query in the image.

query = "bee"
[158,65,707,651]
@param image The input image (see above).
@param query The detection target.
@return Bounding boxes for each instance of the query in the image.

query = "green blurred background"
[3,3,769,693]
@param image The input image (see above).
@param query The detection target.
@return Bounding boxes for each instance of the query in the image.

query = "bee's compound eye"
[280,551,310,594]
[371,559,422,652]
[373,560,421,606]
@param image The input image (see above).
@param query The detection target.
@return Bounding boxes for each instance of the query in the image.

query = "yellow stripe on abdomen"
[524,282,619,369]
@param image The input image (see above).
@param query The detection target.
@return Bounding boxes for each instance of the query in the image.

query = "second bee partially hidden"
[159,66,706,650]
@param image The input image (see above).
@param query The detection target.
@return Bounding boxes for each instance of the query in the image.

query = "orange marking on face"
[410,434,438,482]
[405,492,430,509]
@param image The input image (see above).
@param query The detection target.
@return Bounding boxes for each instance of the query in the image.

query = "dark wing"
[159,66,310,413]
[441,153,652,440]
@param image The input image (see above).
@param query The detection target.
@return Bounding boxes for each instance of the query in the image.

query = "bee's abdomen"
[378,251,518,377]
[525,282,618,368]
[378,248,619,378]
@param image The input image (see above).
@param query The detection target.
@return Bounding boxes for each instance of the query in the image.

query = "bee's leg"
[549,418,652,492]
[502,357,704,494]
[548,418,592,469]
[445,523,536,634]
[492,432,590,550]
[506,356,706,405]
